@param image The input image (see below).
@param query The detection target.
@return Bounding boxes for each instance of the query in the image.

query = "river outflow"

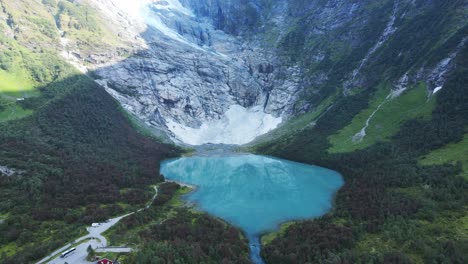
[161,154,344,263]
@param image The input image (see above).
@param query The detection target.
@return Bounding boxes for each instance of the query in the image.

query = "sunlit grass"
[328,82,435,153]
[247,93,337,152]
[419,133,468,180]
[0,70,35,93]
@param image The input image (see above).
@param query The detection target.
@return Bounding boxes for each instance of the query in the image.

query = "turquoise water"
[161,154,343,263]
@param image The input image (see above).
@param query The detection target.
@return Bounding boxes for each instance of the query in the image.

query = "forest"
[104,182,251,264]
[256,41,468,263]
[0,74,180,263]
[0,1,466,263]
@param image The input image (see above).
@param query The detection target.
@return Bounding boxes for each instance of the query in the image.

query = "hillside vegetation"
[420,134,468,180]
[252,2,467,263]
[0,0,467,263]
[328,82,435,153]
[105,182,251,263]
[0,0,119,123]
[0,1,182,263]
[0,72,181,263]
[254,39,468,264]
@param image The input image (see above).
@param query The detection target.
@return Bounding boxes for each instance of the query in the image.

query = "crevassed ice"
[166,105,282,145]
[111,0,192,20]
[112,0,206,50]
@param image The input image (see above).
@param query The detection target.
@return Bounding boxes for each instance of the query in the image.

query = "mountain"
[0,0,185,262]
[0,0,467,263]
[3,0,464,146]
[25,0,462,148]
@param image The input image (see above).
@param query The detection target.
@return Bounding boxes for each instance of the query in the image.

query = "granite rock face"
[62,0,466,145]
[87,0,302,144]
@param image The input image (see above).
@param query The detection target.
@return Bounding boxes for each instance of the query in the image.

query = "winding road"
[36,186,158,264]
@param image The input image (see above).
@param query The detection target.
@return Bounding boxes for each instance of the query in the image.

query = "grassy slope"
[54,0,119,49]
[0,0,132,124]
[246,93,337,150]
[328,82,435,153]
[420,133,468,180]
[0,70,34,93]
[0,0,119,92]
[2,0,118,50]
[260,221,296,246]
[104,184,194,246]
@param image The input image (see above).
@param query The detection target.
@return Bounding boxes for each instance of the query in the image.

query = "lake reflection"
[161,154,344,236]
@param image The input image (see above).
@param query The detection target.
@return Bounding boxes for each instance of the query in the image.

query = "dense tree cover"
[258,44,468,263]
[153,182,181,206]
[130,209,250,264]
[263,218,355,263]
[106,182,183,242]
[0,2,465,264]
[106,182,251,264]
[0,75,180,263]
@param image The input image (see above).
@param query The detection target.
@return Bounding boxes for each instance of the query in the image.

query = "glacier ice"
[166,105,282,145]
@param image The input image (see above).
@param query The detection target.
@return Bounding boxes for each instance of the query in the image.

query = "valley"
[0,0,467,264]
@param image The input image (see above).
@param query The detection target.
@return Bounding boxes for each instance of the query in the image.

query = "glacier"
[86,0,301,146]
[167,105,282,145]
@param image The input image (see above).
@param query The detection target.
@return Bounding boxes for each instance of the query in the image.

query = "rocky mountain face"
[28,0,466,145]
[178,0,264,35]
[78,0,303,145]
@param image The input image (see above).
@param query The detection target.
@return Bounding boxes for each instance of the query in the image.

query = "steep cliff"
[83,0,467,146]
[1,1,467,263]
[2,0,465,146]
[81,0,302,145]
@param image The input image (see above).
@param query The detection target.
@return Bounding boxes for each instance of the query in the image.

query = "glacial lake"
[161,154,344,238]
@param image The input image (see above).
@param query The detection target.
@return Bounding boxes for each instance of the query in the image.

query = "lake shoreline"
[165,179,198,190]
[161,153,344,264]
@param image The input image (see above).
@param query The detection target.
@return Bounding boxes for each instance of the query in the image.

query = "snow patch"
[166,105,282,145]
[109,0,146,19]
[433,86,443,94]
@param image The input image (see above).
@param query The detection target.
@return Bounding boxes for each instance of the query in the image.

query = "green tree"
[86,244,95,261]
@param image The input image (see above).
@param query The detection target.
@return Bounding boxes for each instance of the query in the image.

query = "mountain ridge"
[78,0,467,146]
[0,0,467,263]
